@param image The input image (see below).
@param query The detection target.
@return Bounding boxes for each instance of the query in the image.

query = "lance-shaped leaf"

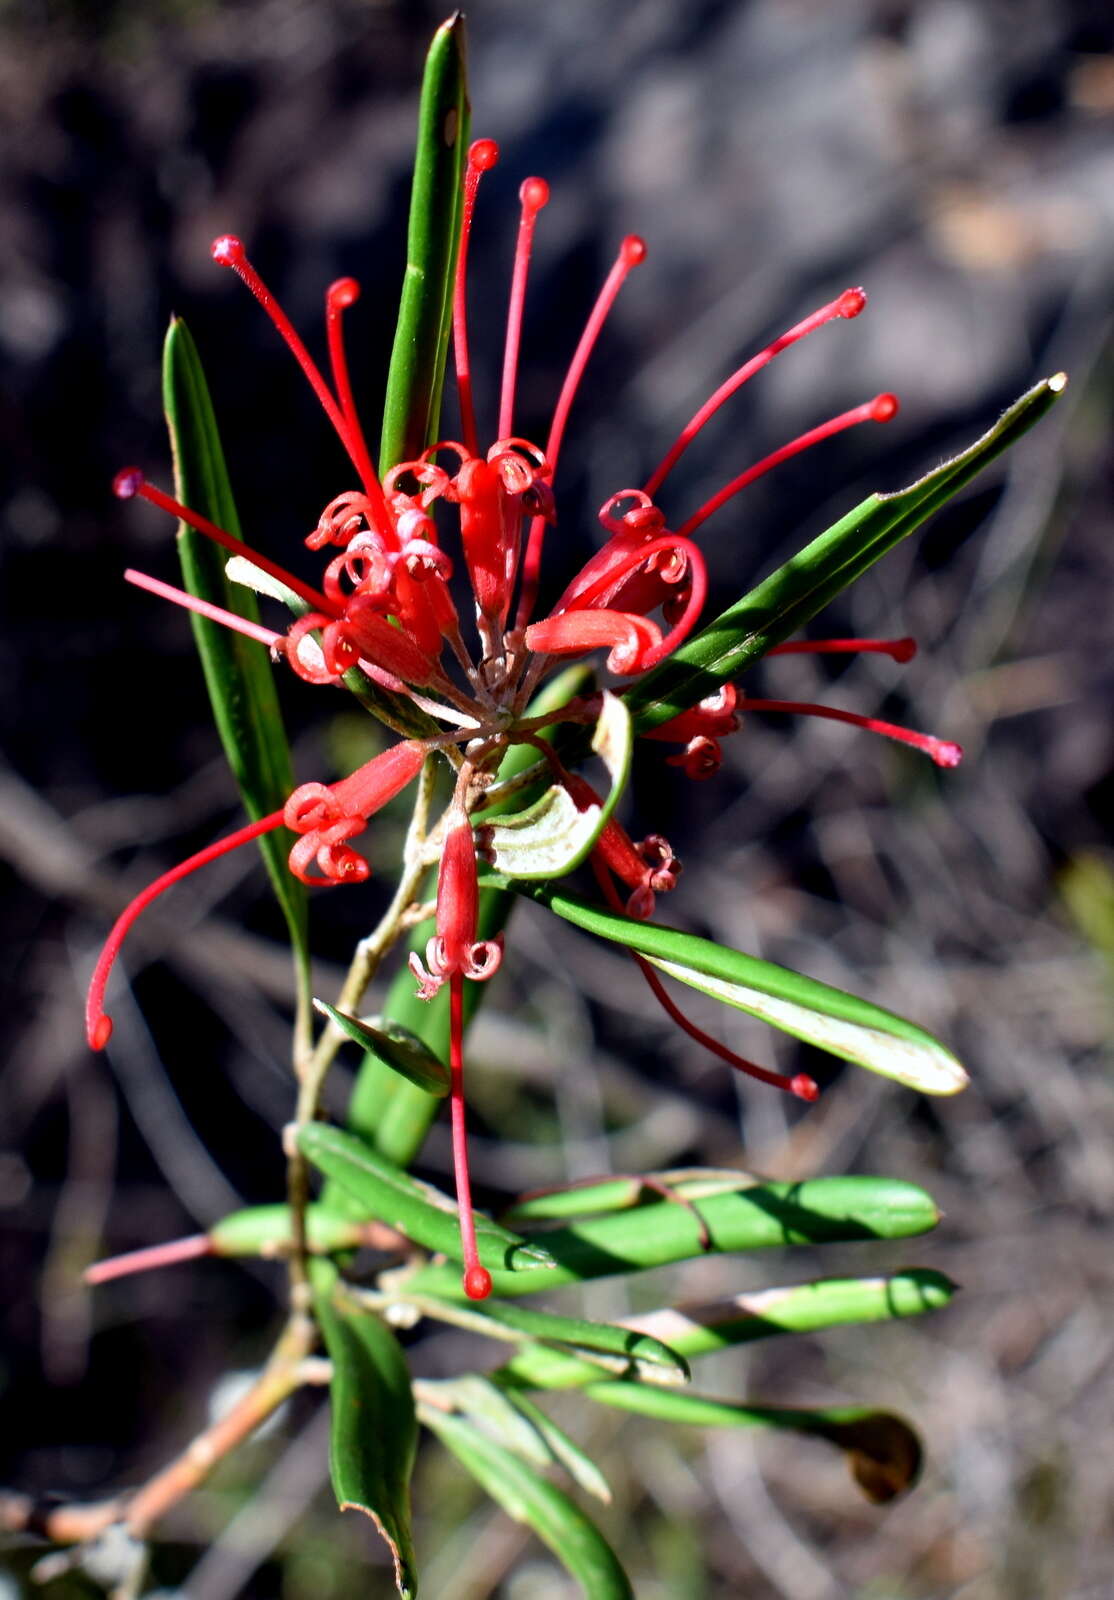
[208,1202,402,1259]
[504,1168,760,1223]
[314,1001,450,1097]
[477,692,632,879]
[501,879,967,1096]
[311,1262,419,1598]
[466,1298,689,1382]
[403,1175,940,1300]
[162,318,310,1005]
[299,1123,556,1274]
[421,1410,634,1599]
[380,13,469,470]
[625,374,1067,731]
[496,1269,956,1390]
[416,1377,612,1503]
[580,1384,922,1503]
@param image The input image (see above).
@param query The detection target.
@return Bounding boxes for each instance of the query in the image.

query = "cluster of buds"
[92,137,961,1297]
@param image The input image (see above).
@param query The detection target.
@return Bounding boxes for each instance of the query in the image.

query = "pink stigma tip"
[520,176,549,211]
[463,1264,493,1300]
[90,1015,113,1051]
[621,234,647,266]
[791,1074,820,1103]
[113,467,145,500]
[933,740,964,768]
[838,287,867,318]
[892,637,917,663]
[871,392,899,422]
[210,234,245,267]
[469,137,500,172]
[328,277,360,309]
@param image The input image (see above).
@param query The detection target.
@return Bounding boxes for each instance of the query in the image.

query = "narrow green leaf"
[503,879,967,1096]
[403,1174,940,1300]
[311,1262,419,1597]
[478,692,632,879]
[299,1122,556,1274]
[314,1001,450,1097]
[625,374,1067,731]
[421,1411,634,1599]
[208,1202,394,1258]
[504,1168,759,1223]
[581,1384,922,1503]
[162,317,310,1005]
[497,1269,956,1390]
[417,1377,612,1503]
[380,13,469,471]
[502,1391,612,1504]
[467,1298,689,1381]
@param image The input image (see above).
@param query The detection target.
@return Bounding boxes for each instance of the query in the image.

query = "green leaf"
[380,13,469,471]
[503,1168,760,1223]
[625,373,1067,731]
[417,1377,612,1503]
[313,1001,450,1097]
[580,1384,922,1503]
[402,1174,940,1300]
[496,1268,955,1390]
[298,1122,557,1274]
[311,1262,419,1597]
[478,692,632,879]
[422,1411,634,1599]
[208,1202,393,1258]
[162,317,310,1011]
[503,879,967,1096]
[467,1298,689,1382]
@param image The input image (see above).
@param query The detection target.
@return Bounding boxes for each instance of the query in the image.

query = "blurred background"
[2,0,1113,1595]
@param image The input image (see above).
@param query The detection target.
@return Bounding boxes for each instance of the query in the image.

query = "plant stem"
[284,754,440,1304]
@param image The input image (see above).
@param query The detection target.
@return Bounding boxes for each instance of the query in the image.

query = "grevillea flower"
[95,136,962,1297]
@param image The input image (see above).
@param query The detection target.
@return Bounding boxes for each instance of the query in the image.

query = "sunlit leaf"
[299,1123,556,1274]
[496,1269,956,1390]
[581,1383,922,1503]
[403,1174,940,1300]
[501,879,967,1095]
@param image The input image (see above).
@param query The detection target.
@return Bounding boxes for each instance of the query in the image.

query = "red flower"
[98,137,962,1297]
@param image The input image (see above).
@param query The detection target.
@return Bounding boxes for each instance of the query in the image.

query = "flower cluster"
[92,137,960,1297]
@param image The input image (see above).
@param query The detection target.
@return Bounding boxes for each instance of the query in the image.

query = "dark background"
[2,1,1113,1596]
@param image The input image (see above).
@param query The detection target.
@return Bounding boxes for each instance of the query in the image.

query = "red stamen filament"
[593,861,817,1101]
[766,636,916,663]
[325,277,382,521]
[516,234,647,628]
[453,139,500,457]
[86,810,286,1051]
[678,393,899,539]
[118,473,334,616]
[449,972,492,1299]
[499,176,549,441]
[85,1234,212,1286]
[124,569,284,649]
[741,697,962,766]
[644,286,867,497]
[210,236,391,533]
